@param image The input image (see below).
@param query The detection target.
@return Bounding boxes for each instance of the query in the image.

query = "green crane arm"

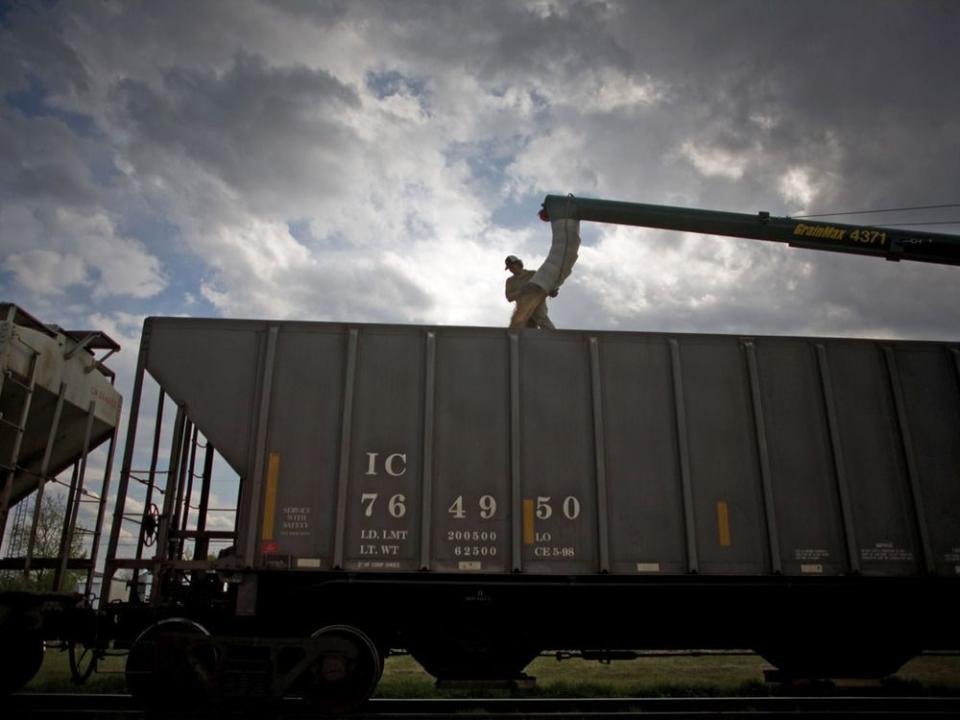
[539,195,960,266]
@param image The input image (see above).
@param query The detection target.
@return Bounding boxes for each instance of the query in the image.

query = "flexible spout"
[531,195,581,293]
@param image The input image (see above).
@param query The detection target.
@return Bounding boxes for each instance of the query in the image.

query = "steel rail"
[9,694,960,719]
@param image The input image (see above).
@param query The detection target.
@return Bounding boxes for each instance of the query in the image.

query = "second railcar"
[105,317,960,709]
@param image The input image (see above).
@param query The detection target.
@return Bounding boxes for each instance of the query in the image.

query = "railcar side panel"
[140,319,959,581]
[601,336,687,574]
[754,339,848,576]
[147,322,262,474]
[431,331,511,572]
[342,329,424,571]
[678,338,769,574]
[519,333,598,574]
[263,329,346,566]
[827,342,921,576]
[894,345,960,576]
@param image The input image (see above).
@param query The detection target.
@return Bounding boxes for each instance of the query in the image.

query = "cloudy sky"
[2,0,960,388]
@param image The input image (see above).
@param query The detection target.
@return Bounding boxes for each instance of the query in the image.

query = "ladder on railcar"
[0,336,40,552]
[0,311,117,597]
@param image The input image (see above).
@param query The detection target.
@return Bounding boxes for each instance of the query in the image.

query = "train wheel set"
[119,620,380,712]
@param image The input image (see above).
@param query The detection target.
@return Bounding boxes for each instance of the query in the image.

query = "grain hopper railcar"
[100,315,960,710]
[0,303,122,693]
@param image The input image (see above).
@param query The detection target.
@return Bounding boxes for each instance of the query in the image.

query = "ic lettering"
[385,453,406,477]
[364,451,407,477]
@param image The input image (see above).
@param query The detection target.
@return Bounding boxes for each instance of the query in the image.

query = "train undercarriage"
[6,571,944,712]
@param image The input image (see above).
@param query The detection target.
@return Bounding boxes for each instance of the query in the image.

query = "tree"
[0,493,87,592]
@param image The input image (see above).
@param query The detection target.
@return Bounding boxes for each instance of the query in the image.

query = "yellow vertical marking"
[522,499,535,545]
[262,452,280,541]
[716,501,731,547]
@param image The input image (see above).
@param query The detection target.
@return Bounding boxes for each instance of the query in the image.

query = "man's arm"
[505,270,535,302]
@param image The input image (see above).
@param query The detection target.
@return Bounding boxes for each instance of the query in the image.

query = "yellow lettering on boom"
[793,223,848,242]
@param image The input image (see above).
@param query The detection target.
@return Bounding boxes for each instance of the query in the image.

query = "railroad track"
[11,693,960,720]
[364,696,960,718]
[9,694,960,718]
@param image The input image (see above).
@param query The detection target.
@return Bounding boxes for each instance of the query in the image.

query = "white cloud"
[750,113,778,131]
[575,225,767,323]
[507,126,596,195]
[4,249,89,295]
[61,210,167,299]
[86,310,145,348]
[522,66,668,116]
[778,166,818,208]
[0,0,956,351]
[680,140,750,180]
[0,204,166,305]
[593,75,664,111]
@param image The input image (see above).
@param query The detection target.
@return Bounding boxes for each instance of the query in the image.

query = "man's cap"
[504,255,521,269]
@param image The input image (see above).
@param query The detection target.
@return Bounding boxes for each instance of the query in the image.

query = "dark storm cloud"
[605,0,960,206]
[440,0,959,339]
[367,0,624,75]
[269,0,960,216]
[0,6,100,211]
[263,0,350,23]
[111,53,361,210]
[0,112,98,208]
[1,0,956,338]
[0,2,90,98]
[378,0,957,209]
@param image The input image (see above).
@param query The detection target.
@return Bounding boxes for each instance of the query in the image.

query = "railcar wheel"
[0,629,44,695]
[288,625,382,714]
[126,618,219,707]
[68,638,99,684]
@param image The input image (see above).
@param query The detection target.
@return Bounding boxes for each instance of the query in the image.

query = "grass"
[24,649,127,693]
[375,653,960,698]
[24,647,960,697]
[373,653,776,698]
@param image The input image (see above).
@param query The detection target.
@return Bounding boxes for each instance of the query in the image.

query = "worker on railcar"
[504,255,556,329]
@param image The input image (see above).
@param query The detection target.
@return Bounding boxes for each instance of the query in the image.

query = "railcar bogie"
[122,616,384,712]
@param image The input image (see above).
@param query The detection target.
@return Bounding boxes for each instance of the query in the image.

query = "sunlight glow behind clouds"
[778,167,817,208]
[0,0,957,345]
